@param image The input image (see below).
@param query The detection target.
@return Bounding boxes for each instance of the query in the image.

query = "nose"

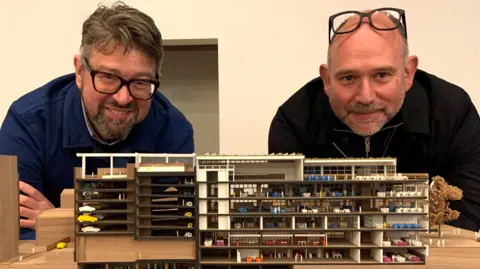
[355,79,375,105]
[112,84,133,106]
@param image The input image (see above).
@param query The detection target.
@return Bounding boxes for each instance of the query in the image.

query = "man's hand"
[19,181,55,229]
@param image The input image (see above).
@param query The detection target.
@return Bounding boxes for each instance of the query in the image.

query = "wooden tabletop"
[1,225,479,268]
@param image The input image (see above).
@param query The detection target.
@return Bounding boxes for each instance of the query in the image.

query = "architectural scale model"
[196,154,430,268]
[1,153,431,269]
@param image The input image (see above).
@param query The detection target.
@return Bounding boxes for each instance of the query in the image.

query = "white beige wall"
[161,47,219,154]
[0,0,478,153]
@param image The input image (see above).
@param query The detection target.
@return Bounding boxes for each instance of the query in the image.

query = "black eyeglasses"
[82,57,160,100]
[328,7,407,44]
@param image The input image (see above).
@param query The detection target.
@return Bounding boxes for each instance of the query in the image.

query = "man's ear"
[319,64,331,96]
[73,55,83,89]
[404,55,418,92]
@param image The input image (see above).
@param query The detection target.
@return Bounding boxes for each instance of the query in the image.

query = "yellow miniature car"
[184,212,192,217]
[77,214,98,223]
[56,242,67,249]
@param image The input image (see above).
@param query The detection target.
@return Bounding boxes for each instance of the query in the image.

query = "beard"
[342,103,390,136]
[328,89,405,137]
[81,90,137,141]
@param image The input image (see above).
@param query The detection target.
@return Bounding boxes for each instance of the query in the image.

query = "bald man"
[268,8,480,232]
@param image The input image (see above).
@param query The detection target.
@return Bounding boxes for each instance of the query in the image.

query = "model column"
[0,155,19,262]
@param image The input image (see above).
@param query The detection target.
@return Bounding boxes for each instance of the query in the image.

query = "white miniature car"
[81,226,101,232]
[79,205,96,213]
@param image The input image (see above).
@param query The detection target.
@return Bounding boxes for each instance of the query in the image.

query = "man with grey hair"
[268,8,480,232]
[0,1,194,239]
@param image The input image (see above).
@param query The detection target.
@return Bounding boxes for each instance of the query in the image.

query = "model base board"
[0,153,444,268]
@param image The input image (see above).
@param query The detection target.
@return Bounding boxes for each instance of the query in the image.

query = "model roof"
[304,157,397,166]
[196,153,304,161]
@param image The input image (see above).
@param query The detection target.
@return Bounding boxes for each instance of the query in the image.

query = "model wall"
[0,155,19,262]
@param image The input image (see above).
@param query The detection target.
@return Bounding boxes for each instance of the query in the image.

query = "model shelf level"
[74,153,197,269]
[196,154,429,268]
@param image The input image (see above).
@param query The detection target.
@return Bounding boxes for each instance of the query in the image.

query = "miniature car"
[83,203,102,210]
[56,242,67,249]
[77,214,98,223]
[184,212,192,217]
[81,226,101,232]
[79,205,96,213]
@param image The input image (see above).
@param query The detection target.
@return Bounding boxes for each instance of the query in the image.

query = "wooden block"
[97,167,128,176]
[60,189,74,209]
[76,235,195,262]
[138,163,187,172]
[35,209,74,246]
[0,155,19,263]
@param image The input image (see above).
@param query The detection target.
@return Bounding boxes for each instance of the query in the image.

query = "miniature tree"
[429,175,463,237]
